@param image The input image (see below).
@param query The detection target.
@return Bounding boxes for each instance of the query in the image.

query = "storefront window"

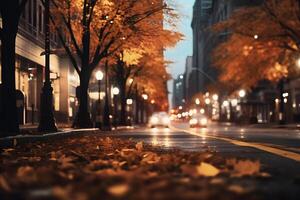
[16,57,43,112]
[53,78,60,111]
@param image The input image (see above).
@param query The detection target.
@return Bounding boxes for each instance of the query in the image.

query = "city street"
[2,0,300,199]
[108,122,300,177]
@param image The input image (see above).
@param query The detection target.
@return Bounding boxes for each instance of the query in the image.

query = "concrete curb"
[0,128,99,149]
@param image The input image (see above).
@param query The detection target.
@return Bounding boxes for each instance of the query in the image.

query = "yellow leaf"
[0,175,11,192]
[107,184,129,197]
[227,184,246,194]
[135,141,143,152]
[233,160,260,177]
[197,162,220,177]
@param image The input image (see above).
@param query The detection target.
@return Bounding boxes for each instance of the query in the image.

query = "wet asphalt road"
[107,122,300,177]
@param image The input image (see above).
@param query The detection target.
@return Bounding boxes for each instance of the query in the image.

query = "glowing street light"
[142,94,148,100]
[112,87,120,95]
[95,70,104,81]
[205,98,211,105]
[126,99,133,105]
[200,108,205,114]
[195,98,200,105]
[112,87,120,128]
[239,89,246,98]
[212,94,219,101]
[231,99,238,107]
[128,78,134,84]
[95,70,104,128]
[223,100,229,107]
[254,34,258,40]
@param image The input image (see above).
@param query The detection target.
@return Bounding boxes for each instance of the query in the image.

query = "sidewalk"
[1,124,139,149]
[212,121,300,130]
[1,132,299,199]
[246,123,300,130]
[0,128,99,149]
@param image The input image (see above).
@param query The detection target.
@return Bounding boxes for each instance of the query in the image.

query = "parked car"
[189,114,208,128]
[149,112,170,128]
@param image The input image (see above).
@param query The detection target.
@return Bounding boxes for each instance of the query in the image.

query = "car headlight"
[150,117,159,124]
[162,117,170,124]
[189,119,198,125]
[200,118,208,125]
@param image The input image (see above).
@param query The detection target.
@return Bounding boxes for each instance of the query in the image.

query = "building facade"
[0,0,79,125]
[190,0,262,96]
[172,74,185,109]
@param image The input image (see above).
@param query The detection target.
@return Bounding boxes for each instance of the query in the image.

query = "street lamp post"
[141,93,148,124]
[38,0,57,132]
[102,60,111,131]
[95,70,103,128]
[127,99,133,125]
[112,87,120,128]
[135,84,139,124]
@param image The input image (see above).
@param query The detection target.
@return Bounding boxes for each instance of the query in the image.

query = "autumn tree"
[0,0,28,135]
[50,0,176,128]
[110,46,175,124]
[109,13,181,125]
[212,0,300,90]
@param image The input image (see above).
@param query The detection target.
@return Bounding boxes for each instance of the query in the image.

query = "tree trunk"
[73,72,92,128]
[119,78,127,125]
[0,11,19,135]
[279,78,286,125]
[135,86,139,124]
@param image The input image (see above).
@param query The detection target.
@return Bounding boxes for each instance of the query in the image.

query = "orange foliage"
[212,0,300,90]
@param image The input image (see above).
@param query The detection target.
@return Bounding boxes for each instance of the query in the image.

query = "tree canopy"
[212,0,300,90]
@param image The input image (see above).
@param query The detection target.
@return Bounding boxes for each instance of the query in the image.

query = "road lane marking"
[171,126,300,162]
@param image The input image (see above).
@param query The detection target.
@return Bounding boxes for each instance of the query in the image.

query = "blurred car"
[189,114,208,128]
[149,112,170,128]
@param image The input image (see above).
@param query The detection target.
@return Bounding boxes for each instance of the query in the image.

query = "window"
[38,5,43,33]
[28,0,32,25]
[33,0,37,28]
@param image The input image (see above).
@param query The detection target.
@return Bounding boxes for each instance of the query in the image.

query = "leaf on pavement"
[181,165,198,177]
[197,162,220,177]
[21,156,41,162]
[135,141,143,152]
[107,184,130,197]
[102,137,113,148]
[227,184,246,194]
[57,155,76,169]
[0,175,11,192]
[17,166,34,178]
[17,166,37,183]
[1,148,15,156]
[141,152,160,164]
[232,160,260,177]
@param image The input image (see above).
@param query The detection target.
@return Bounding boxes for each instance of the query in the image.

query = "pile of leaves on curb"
[0,134,293,200]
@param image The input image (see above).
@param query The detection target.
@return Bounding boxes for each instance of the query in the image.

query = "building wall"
[0,0,79,124]
[172,75,184,108]
[190,0,261,97]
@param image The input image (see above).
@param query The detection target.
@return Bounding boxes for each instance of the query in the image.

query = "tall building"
[184,56,194,103]
[190,0,261,98]
[172,74,185,108]
[0,0,79,124]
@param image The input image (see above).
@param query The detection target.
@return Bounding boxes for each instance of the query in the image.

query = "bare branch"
[263,2,300,44]
[49,13,81,75]
[51,0,83,58]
